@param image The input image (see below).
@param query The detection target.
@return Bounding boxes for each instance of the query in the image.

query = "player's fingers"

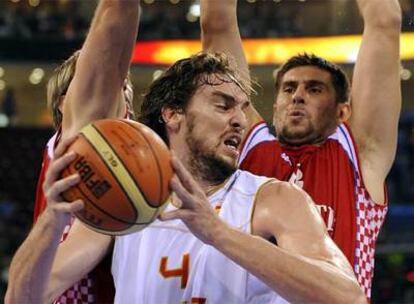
[44,151,77,190]
[171,154,201,195]
[55,199,84,214]
[55,135,78,158]
[158,209,190,221]
[170,175,195,209]
[47,174,80,202]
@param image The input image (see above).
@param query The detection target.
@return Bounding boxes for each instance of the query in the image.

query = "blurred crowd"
[388,111,414,203]
[0,0,413,41]
[0,1,87,40]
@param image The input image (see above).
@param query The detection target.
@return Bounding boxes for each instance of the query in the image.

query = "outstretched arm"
[161,157,366,303]
[5,139,111,304]
[350,0,402,203]
[200,0,263,128]
[63,0,140,140]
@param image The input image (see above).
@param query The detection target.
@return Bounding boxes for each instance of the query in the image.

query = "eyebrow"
[211,90,251,108]
[212,91,237,105]
[282,79,327,87]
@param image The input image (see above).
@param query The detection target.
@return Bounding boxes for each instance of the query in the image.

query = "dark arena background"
[0,0,414,302]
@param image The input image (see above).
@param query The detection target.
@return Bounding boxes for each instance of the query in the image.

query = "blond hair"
[47,50,135,129]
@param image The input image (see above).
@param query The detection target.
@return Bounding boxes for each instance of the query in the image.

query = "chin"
[203,153,237,184]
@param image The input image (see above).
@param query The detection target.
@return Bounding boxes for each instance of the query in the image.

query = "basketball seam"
[91,123,154,207]
[64,156,144,226]
[79,130,142,225]
[120,120,165,211]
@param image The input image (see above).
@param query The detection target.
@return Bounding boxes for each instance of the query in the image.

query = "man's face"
[273,66,340,146]
[182,75,250,184]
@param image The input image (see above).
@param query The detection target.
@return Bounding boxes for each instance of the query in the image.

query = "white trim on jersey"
[328,124,360,174]
[46,132,58,159]
[238,122,360,175]
[238,122,275,166]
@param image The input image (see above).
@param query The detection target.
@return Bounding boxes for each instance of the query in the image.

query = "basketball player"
[6,53,366,304]
[30,0,140,302]
[200,0,402,298]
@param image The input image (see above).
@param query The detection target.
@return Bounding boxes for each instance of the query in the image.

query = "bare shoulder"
[252,180,324,238]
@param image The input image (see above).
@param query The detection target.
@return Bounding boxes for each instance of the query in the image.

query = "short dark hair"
[139,52,249,145]
[274,53,350,104]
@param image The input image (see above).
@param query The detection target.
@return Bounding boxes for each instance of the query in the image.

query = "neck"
[190,172,228,196]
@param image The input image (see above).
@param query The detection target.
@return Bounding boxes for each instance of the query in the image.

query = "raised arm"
[62,0,140,140]
[200,0,263,127]
[350,0,402,203]
[5,139,112,304]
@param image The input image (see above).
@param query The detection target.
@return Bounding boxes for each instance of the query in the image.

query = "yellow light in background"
[28,0,40,7]
[0,80,6,91]
[401,68,412,81]
[29,68,45,85]
[0,67,4,78]
[132,33,414,65]
[152,69,164,81]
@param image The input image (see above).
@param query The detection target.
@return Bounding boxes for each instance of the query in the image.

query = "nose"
[230,108,247,132]
[292,86,305,104]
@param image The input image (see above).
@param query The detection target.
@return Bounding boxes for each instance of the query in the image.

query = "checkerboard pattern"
[354,177,388,299]
[53,220,95,304]
[54,278,94,304]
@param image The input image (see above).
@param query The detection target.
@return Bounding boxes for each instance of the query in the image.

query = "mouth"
[289,110,306,118]
[222,134,242,158]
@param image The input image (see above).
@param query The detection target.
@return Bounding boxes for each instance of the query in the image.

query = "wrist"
[207,218,232,248]
[41,207,72,233]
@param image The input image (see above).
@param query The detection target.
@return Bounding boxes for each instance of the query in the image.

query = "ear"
[336,102,351,124]
[161,106,184,133]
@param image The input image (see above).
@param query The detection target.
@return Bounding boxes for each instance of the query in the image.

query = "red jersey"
[239,121,387,299]
[34,131,115,304]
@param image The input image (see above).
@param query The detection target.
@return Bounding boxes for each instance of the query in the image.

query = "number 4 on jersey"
[160,253,190,289]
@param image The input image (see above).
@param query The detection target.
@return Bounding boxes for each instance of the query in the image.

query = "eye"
[309,86,322,94]
[217,105,230,111]
[283,86,294,94]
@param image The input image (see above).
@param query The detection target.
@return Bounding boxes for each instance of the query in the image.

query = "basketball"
[60,119,173,235]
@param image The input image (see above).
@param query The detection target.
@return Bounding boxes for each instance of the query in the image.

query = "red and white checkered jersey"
[33,131,114,304]
[239,121,387,299]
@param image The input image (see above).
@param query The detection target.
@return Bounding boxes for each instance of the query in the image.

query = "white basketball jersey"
[112,170,289,304]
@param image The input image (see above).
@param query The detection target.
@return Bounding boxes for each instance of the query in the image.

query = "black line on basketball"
[73,133,140,224]
[90,122,153,208]
[122,120,165,210]
[64,164,139,226]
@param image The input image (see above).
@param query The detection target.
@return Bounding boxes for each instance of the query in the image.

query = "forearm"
[63,0,140,136]
[200,0,249,84]
[5,210,66,304]
[351,0,401,176]
[211,223,366,304]
[79,0,140,87]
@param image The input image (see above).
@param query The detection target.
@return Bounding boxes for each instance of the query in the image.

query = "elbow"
[338,281,367,304]
[4,288,12,304]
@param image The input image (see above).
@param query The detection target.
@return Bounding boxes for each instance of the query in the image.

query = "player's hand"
[159,153,226,245]
[43,136,84,227]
